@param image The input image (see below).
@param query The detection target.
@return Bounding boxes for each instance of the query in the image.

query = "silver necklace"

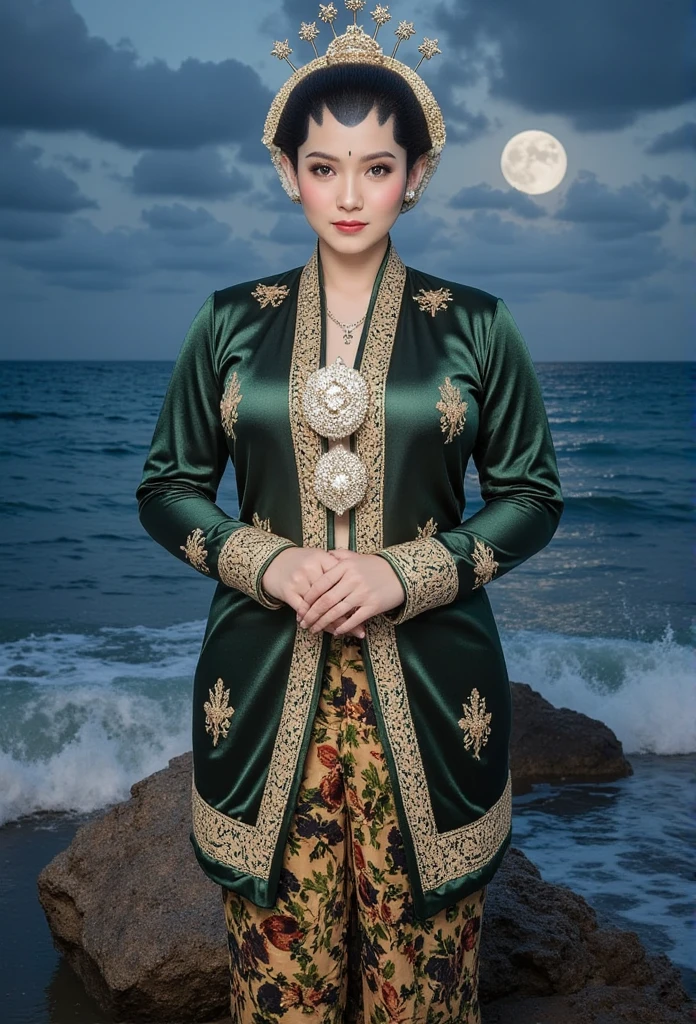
[326,306,367,345]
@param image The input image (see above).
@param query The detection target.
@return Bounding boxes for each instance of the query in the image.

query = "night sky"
[1,0,693,360]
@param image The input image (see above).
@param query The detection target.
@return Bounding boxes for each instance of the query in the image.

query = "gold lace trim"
[218,526,294,609]
[472,537,499,587]
[365,615,511,889]
[220,370,242,439]
[436,376,467,443]
[192,611,324,879]
[204,678,235,747]
[413,287,453,317]
[458,688,492,761]
[379,537,459,624]
[180,527,210,574]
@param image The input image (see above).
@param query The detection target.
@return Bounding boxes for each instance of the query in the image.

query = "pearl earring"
[291,189,301,204]
[404,189,416,203]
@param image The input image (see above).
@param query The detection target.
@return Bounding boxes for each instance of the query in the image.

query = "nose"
[337,171,363,212]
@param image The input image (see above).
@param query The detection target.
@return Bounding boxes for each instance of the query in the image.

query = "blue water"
[0,358,694,988]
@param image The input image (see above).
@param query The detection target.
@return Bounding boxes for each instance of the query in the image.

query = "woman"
[136,5,564,1022]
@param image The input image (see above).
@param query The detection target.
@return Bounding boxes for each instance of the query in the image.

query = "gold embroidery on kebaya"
[218,526,294,609]
[472,537,499,587]
[379,538,458,623]
[191,247,329,882]
[220,371,242,439]
[458,688,492,760]
[365,614,512,889]
[252,283,290,308]
[436,376,467,442]
[180,527,210,574]
[413,286,453,317]
[416,517,438,539]
[352,245,510,889]
[204,678,235,747]
[252,512,272,532]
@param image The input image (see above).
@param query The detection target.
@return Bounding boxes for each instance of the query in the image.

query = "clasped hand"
[261,546,405,639]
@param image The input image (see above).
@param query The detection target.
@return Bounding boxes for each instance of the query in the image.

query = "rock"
[509,681,633,785]
[37,751,229,1023]
[38,753,692,1024]
[479,847,693,1022]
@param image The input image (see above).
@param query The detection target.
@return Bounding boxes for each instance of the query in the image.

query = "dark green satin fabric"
[136,236,563,919]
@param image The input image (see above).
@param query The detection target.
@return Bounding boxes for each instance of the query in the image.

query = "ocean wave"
[0,619,693,826]
[502,623,695,757]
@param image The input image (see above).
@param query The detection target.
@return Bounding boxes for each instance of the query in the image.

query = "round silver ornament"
[302,355,369,440]
[313,444,368,515]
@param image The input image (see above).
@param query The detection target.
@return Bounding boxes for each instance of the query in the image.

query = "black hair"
[273,63,432,175]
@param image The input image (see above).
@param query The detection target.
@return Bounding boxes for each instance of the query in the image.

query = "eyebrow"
[304,150,397,161]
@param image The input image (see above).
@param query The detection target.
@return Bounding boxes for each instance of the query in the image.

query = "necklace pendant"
[343,330,353,344]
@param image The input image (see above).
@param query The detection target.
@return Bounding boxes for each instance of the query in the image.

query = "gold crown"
[262,2,446,214]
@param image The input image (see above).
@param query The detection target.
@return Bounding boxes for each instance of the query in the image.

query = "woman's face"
[280,105,427,257]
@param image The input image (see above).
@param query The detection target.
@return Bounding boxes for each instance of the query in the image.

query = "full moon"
[501,130,567,195]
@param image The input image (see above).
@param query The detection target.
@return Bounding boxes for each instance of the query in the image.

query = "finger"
[331,606,369,636]
[300,577,356,630]
[308,592,362,634]
[297,563,348,621]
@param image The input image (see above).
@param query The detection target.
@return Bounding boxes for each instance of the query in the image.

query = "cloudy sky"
[1,0,693,360]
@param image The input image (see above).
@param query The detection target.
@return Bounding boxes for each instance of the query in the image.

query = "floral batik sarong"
[221,633,486,1024]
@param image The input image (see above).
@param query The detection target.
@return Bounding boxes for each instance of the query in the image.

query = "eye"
[368,164,393,177]
[309,163,334,177]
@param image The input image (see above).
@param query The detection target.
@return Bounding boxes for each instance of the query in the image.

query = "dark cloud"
[679,207,696,225]
[448,183,545,219]
[0,133,96,213]
[55,153,91,173]
[555,171,669,240]
[639,175,690,202]
[0,0,273,154]
[432,0,695,130]
[2,205,264,291]
[0,210,65,242]
[645,121,696,155]
[431,210,673,302]
[128,148,252,199]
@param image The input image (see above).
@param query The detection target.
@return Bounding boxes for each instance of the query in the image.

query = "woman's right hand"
[261,547,365,638]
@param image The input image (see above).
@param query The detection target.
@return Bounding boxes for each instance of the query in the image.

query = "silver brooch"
[301,355,371,515]
[313,443,368,516]
[302,355,369,438]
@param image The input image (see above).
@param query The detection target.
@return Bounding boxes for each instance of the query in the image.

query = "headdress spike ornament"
[371,4,391,39]
[414,37,441,72]
[262,2,446,213]
[270,39,298,72]
[391,19,415,57]
[345,0,366,25]
[299,21,321,59]
[319,3,339,38]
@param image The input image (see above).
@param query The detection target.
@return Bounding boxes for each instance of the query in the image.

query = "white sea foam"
[0,620,693,826]
[502,623,696,756]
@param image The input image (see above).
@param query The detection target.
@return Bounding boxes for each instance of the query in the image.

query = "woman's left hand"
[295,549,405,636]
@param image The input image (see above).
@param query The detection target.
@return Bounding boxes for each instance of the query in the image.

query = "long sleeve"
[376,297,564,624]
[135,293,297,609]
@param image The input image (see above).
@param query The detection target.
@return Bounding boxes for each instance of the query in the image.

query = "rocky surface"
[37,752,227,1023]
[509,681,633,785]
[37,683,688,1024]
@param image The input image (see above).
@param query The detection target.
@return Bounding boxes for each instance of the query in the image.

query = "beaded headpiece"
[262,1,446,213]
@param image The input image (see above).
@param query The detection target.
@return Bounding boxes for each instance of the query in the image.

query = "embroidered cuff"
[218,526,296,609]
[376,537,459,624]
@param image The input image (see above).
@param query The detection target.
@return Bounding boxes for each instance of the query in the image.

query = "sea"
[0,359,694,1022]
